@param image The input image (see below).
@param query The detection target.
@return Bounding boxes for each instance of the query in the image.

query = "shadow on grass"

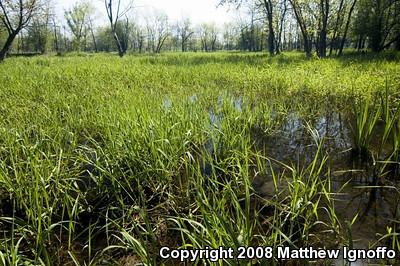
[334,50,400,64]
[135,50,399,67]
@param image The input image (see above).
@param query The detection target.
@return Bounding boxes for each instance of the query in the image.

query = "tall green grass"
[0,52,399,265]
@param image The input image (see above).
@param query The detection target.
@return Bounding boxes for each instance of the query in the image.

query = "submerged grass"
[0,52,399,265]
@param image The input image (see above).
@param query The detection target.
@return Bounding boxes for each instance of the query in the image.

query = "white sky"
[56,0,237,25]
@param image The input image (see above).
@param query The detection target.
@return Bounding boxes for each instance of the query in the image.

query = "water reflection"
[254,108,399,254]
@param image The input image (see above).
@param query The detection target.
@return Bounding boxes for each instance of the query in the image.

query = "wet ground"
[203,95,399,252]
[254,106,400,261]
[161,94,400,265]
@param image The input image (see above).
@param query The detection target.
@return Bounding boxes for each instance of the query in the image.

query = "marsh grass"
[0,52,399,265]
[350,96,382,160]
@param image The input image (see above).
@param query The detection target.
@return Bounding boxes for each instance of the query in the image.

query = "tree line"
[0,0,399,61]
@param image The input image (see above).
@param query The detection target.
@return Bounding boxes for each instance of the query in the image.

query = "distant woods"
[220,0,400,57]
[0,0,399,61]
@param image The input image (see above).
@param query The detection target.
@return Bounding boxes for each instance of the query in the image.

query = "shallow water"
[173,95,399,257]
[255,108,400,254]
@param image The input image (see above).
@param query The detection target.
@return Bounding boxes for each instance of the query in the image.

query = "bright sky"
[56,0,236,25]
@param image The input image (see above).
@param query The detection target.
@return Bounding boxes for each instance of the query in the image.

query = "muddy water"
[181,95,399,255]
[256,108,400,253]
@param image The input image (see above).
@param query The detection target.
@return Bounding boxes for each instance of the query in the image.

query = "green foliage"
[0,52,399,264]
[25,19,52,54]
[350,96,381,158]
[64,0,92,51]
[353,0,400,51]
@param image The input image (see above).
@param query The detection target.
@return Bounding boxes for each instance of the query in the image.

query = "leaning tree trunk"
[338,0,357,56]
[0,32,18,62]
[113,32,125,57]
[289,0,312,58]
[90,28,98,53]
[329,0,345,56]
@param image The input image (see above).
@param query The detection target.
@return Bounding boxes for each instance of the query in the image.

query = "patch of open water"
[255,108,400,259]
[172,95,399,261]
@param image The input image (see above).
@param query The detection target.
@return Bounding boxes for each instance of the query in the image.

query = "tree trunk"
[290,0,312,58]
[156,36,168,53]
[276,1,287,54]
[211,36,217,51]
[305,37,312,58]
[329,0,345,56]
[357,35,363,50]
[395,36,400,51]
[267,18,275,55]
[338,0,357,56]
[321,33,327,57]
[317,0,329,58]
[0,32,18,62]
[113,32,125,57]
[264,0,276,56]
[92,30,98,53]
[53,26,60,54]
[318,29,327,57]
[89,19,98,53]
[19,32,23,53]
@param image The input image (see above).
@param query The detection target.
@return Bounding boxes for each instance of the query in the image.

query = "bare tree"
[131,24,144,52]
[154,12,169,53]
[220,0,278,55]
[222,22,239,50]
[210,24,218,51]
[199,23,219,52]
[199,24,208,51]
[88,16,97,52]
[145,16,155,52]
[0,0,43,61]
[144,10,169,53]
[51,17,60,53]
[177,18,194,52]
[104,0,132,57]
